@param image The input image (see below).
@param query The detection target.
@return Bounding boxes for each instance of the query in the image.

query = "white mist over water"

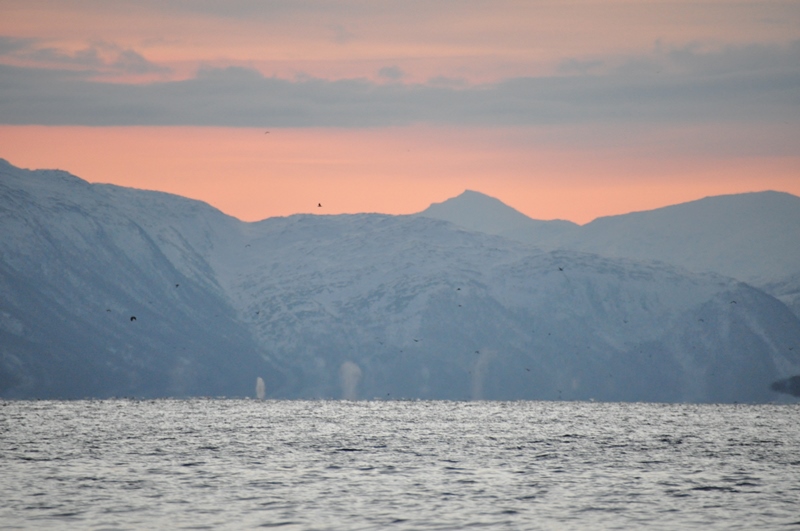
[339,361,362,400]
[471,349,494,400]
[2,399,799,530]
[255,377,265,399]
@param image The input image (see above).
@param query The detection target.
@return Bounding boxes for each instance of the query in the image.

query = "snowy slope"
[419,190,800,315]
[2,159,800,401]
[567,192,800,285]
[761,273,800,318]
[213,214,800,402]
[0,160,278,398]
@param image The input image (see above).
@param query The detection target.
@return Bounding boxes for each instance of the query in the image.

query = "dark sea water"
[1,400,799,530]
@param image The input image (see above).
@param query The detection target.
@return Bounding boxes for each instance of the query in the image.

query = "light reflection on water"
[1,400,799,530]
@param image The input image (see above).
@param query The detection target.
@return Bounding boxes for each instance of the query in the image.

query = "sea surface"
[1,399,799,530]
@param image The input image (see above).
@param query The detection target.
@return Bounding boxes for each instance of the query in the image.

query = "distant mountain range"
[2,159,799,401]
[420,190,800,316]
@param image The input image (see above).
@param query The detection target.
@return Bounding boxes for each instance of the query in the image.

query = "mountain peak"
[418,190,535,234]
[417,190,577,243]
[439,189,514,205]
[454,189,500,200]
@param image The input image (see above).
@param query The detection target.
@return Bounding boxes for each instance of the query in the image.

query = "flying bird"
[318,203,322,208]
[130,316,137,322]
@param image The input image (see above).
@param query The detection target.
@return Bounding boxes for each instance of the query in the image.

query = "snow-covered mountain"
[419,190,578,244]
[2,159,800,401]
[419,190,800,316]
[0,160,276,398]
[566,192,800,284]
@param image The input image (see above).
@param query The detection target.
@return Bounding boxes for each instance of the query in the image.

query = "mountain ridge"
[419,187,800,310]
[419,189,578,244]
[2,160,799,401]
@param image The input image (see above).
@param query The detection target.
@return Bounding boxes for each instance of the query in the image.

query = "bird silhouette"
[130,316,136,322]
[318,203,322,208]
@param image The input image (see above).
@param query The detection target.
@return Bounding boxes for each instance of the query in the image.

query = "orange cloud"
[2,1,797,83]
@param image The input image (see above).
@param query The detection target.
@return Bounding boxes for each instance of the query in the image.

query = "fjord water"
[1,400,799,530]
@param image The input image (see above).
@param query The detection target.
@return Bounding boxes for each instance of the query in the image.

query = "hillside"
[2,160,799,401]
[419,189,800,315]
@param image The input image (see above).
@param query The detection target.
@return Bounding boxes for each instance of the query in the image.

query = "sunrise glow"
[1,0,798,222]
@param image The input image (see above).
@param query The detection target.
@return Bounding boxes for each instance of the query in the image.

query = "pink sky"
[3,125,797,224]
[0,1,798,223]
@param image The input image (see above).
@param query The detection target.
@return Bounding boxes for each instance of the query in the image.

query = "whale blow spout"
[255,376,266,400]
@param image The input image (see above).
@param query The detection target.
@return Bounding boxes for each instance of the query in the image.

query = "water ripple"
[1,400,799,529]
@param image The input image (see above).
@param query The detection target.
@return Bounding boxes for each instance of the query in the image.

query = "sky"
[0,0,798,223]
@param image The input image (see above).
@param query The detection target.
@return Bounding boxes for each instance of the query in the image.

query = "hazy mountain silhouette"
[419,190,577,246]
